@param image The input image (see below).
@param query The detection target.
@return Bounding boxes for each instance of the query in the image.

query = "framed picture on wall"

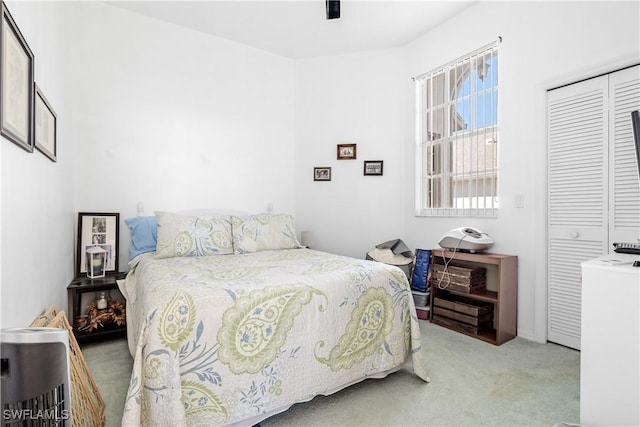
[76,212,120,277]
[34,83,57,161]
[314,167,331,181]
[1,2,35,153]
[364,160,383,176]
[337,144,356,160]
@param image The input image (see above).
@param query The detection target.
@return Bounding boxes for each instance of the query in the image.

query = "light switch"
[515,194,525,208]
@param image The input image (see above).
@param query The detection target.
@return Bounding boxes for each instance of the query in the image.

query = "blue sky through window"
[455,55,498,131]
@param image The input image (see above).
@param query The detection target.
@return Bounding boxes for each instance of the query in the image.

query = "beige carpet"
[81,321,580,426]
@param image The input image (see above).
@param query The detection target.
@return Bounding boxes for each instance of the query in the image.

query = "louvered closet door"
[609,65,640,244]
[547,76,609,350]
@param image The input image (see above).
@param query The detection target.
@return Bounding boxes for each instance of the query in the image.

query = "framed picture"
[77,212,120,277]
[314,167,331,181]
[364,160,384,176]
[337,143,356,160]
[34,84,56,161]
[1,2,34,153]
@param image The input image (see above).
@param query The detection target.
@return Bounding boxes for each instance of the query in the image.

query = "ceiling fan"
[326,0,340,19]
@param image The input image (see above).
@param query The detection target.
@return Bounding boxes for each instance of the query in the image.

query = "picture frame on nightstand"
[76,212,119,277]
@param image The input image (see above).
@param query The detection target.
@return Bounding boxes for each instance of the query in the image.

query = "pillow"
[124,216,158,260]
[155,211,233,258]
[231,213,301,254]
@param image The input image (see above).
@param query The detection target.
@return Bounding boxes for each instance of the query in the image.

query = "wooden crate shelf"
[429,249,517,345]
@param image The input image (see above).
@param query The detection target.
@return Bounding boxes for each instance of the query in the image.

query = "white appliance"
[438,227,494,253]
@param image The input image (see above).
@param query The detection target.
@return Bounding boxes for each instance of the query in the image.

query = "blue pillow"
[124,216,157,260]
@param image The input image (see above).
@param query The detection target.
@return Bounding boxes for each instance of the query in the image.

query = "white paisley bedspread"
[120,248,429,426]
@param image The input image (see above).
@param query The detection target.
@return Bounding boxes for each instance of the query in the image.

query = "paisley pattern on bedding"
[217,285,324,374]
[181,380,226,419]
[155,211,233,258]
[315,286,394,371]
[158,291,196,351]
[231,214,301,254]
[122,249,428,427]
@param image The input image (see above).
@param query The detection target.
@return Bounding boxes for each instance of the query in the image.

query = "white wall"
[401,0,640,342]
[294,49,407,258]
[295,1,640,342]
[70,3,297,272]
[1,2,75,328]
[2,1,638,341]
[1,2,297,327]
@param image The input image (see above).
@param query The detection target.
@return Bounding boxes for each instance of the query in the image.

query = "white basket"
[412,290,429,307]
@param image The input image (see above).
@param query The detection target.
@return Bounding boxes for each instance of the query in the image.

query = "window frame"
[414,42,499,218]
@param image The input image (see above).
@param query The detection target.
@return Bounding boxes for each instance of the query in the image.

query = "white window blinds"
[415,42,499,217]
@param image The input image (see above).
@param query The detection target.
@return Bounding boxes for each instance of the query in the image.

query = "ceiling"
[107,1,475,59]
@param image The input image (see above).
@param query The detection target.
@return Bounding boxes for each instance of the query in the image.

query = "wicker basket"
[30,305,59,328]
[31,307,105,427]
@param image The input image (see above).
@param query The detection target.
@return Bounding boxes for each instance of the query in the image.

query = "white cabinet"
[581,254,640,426]
[547,65,640,349]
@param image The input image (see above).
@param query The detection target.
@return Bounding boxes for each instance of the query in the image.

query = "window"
[415,42,499,217]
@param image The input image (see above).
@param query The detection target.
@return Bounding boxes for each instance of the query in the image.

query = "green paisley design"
[217,285,323,374]
[315,287,394,371]
[253,214,271,225]
[389,269,409,286]
[210,230,232,250]
[206,267,262,282]
[306,260,351,274]
[230,215,244,229]
[159,291,196,351]
[274,249,311,260]
[174,232,194,257]
[181,380,227,421]
[403,306,412,353]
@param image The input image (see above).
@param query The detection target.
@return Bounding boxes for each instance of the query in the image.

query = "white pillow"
[231,214,301,254]
[155,211,233,258]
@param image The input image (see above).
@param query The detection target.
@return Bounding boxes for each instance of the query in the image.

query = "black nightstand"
[67,272,127,344]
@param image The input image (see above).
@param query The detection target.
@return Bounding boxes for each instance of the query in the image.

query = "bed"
[119,211,429,426]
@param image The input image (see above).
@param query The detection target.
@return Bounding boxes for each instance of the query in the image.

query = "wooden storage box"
[430,280,486,294]
[431,262,486,281]
[433,295,493,335]
[434,296,493,317]
[430,262,486,294]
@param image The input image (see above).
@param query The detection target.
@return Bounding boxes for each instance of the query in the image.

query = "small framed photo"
[34,84,57,162]
[314,167,332,181]
[76,212,120,277]
[337,143,356,160]
[1,3,35,153]
[364,160,384,176]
